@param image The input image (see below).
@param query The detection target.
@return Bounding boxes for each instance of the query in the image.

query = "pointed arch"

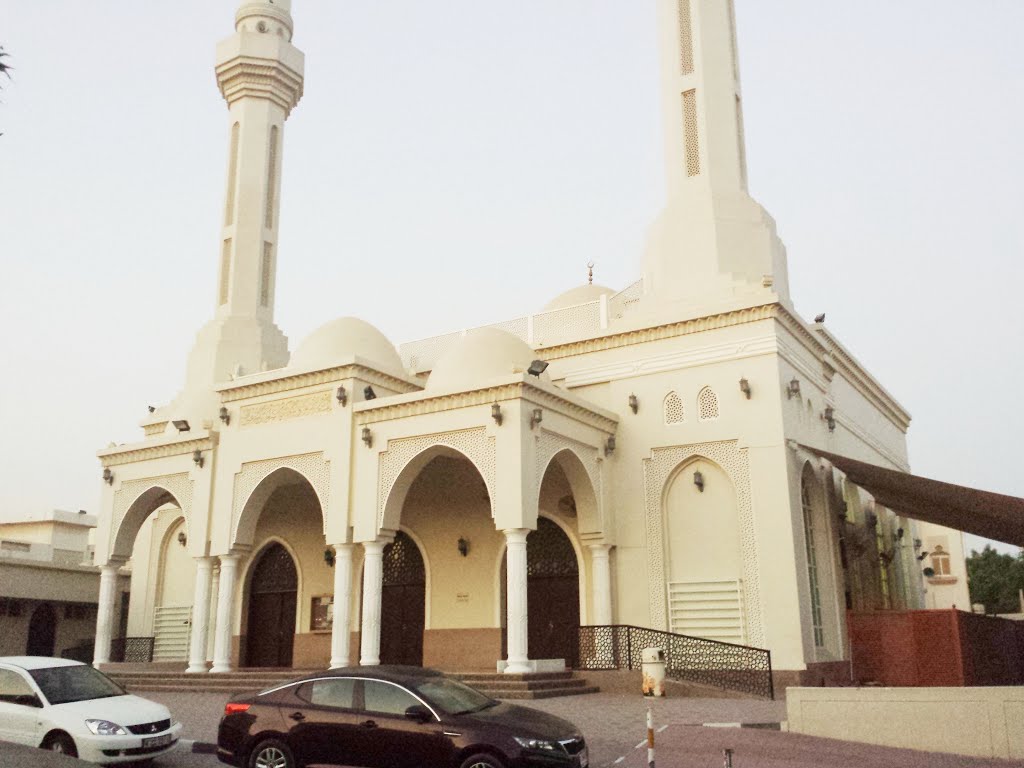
[110,481,189,562]
[535,446,601,536]
[234,465,325,549]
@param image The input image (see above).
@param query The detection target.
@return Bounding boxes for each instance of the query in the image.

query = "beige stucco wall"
[787,686,1024,760]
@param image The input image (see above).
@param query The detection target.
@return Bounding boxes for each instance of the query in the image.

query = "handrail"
[574,624,774,700]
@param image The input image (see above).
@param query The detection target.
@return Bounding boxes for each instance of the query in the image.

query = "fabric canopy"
[801,445,1024,548]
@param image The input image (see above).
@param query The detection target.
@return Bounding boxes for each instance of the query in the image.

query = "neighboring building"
[0,510,128,659]
[90,0,978,686]
[917,523,971,610]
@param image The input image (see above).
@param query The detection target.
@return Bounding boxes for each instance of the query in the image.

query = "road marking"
[657,725,668,733]
[614,758,625,764]
[635,740,646,749]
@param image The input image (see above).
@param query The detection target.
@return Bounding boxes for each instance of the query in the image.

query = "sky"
[1,2,1021,555]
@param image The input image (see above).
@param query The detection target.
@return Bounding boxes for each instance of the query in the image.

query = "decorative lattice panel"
[683,89,700,177]
[382,531,425,587]
[225,122,239,225]
[678,0,694,75]
[664,392,685,425]
[112,473,194,556]
[528,518,579,578]
[533,301,602,346]
[219,239,232,305]
[260,242,273,307]
[251,543,298,593]
[265,125,278,228]
[535,431,603,531]
[378,428,496,525]
[642,441,763,646]
[698,387,719,421]
[608,278,644,319]
[400,329,464,373]
[232,452,331,538]
[488,316,529,342]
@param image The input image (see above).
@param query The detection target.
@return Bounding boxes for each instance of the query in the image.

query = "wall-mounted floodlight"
[172,419,191,432]
[363,386,376,401]
[527,360,549,377]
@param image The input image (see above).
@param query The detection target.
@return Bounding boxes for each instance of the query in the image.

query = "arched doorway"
[246,543,297,667]
[518,518,580,662]
[379,531,425,666]
[26,603,57,656]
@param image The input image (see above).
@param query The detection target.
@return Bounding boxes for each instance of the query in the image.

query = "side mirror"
[404,704,432,723]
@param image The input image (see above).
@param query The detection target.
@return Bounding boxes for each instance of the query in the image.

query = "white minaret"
[643,0,790,309]
[152,0,303,428]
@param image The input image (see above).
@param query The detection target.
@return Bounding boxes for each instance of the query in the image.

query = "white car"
[0,656,182,765]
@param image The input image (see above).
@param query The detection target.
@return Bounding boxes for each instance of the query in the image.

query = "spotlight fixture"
[363,385,376,401]
[147,405,156,413]
[102,467,114,485]
[786,379,801,399]
[628,393,638,414]
[172,419,191,432]
[361,426,373,447]
[823,406,836,432]
[324,548,335,567]
[192,449,204,469]
[491,403,503,426]
[527,359,549,377]
[530,408,543,429]
[739,378,751,399]
[177,531,187,547]
[219,406,231,426]
[336,385,348,406]
[604,435,616,456]
[693,471,705,492]
[457,537,469,557]
[814,313,826,324]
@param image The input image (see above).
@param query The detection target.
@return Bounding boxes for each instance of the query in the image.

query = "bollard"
[647,707,655,768]
[723,748,734,767]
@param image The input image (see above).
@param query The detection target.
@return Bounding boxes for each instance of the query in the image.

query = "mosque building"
[92,0,992,688]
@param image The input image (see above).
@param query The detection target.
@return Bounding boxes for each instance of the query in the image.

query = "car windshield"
[29,665,126,705]
[414,678,498,715]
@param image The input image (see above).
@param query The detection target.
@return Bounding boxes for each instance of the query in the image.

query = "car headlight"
[513,736,558,751]
[85,719,128,736]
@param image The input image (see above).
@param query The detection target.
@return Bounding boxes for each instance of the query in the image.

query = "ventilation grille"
[225,122,240,225]
[678,0,694,75]
[219,239,232,305]
[683,89,700,177]
[698,386,719,420]
[265,125,279,228]
[260,242,273,307]
[152,605,191,662]
[736,95,747,189]
[668,580,745,644]
[664,392,685,425]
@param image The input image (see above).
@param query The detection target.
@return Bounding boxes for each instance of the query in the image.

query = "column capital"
[588,543,612,557]
[503,528,530,545]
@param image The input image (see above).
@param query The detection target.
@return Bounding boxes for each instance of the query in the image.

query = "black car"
[216,666,588,768]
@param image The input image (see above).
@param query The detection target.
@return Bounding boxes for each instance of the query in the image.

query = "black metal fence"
[110,636,155,663]
[574,625,774,700]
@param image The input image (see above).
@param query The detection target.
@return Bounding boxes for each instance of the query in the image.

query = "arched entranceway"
[380,531,425,666]
[26,603,57,656]
[246,543,298,667]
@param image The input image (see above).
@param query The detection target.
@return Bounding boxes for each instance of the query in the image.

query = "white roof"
[0,656,84,671]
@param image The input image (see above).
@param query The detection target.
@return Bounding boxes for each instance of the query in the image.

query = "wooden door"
[246,544,297,667]
[527,519,580,663]
[380,532,425,666]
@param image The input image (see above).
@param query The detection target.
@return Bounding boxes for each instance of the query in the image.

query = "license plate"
[142,733,173,748]
[578,747,589,768]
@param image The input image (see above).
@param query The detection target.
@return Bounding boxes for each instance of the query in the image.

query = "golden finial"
[587,261,595,285]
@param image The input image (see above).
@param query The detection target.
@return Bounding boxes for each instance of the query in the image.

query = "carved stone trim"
[239,390,331,426]
[642,441,763,646]
[100,436,215,468]
[378,428,496,525]
[143,422,168,437]
[112,473,194,548]
[231,452,331,538]
[218,363,420,403]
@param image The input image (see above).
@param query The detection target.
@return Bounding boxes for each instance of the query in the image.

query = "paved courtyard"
[142,688,1024,768]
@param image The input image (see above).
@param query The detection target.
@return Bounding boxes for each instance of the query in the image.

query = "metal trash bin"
[641,647,666,697]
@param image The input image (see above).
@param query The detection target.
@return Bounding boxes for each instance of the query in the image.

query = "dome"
[290,317,404,375]
[543,283,614,311]
[427,328,548,392]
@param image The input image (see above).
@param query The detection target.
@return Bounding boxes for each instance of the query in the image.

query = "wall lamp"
[102,467,114,485]
[324,548,335,567]
[364,385,376,401]
[491,403,503,426]
[628,393,638,414]
[219,406,230,426]
[177,531,187,547]
[192,449,204,469]
[739,378,752,399]
[786,379,801,399]
[361,426,373,447]
[917,551,931,561]
[457,537,469,557]
[823,406,836,432]
[693,471,705,492]
[336,385,347,406]
[604,435,616,456]
[172,419,191,432]
[530,408,543,429]
[527,359,549,377]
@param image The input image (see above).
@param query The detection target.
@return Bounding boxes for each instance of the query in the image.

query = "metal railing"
[574,625,774,700]
[110,636,155,664]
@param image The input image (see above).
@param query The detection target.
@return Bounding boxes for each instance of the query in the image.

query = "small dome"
[290,317,404,375]
[427,328,547,392]
[544,283,614,311]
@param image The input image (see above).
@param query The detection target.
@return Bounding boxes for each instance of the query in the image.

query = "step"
[477,685,600,700]
[465,678,590,692]
[456,671,573,682]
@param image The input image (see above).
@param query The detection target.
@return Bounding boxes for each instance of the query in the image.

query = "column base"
[210,663,234,674]
[359,657,380,667]
[186,663,209,674]
[502,658,534,674]
[329,659,349,670]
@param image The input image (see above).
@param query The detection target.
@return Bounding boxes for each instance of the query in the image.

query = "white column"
[92,564,121,668]
[359,540,386,666]
[329,544,355,669]
[589,544,613,626]
[206,565,220,662]
[211,554,240,673]
[504,528,531,674]
[186,557,216,673]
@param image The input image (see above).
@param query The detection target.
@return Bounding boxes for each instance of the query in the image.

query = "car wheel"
[43,732,78,758]
[248,738,295,768]
[460,753,505,768]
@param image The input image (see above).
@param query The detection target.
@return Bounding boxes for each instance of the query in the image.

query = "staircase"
[105,668,598,700]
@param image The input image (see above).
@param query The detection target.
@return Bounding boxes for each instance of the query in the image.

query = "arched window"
[697,387,719,421]
[930,545,951,576]
[664,392,685,424]
[801,477,825,648]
